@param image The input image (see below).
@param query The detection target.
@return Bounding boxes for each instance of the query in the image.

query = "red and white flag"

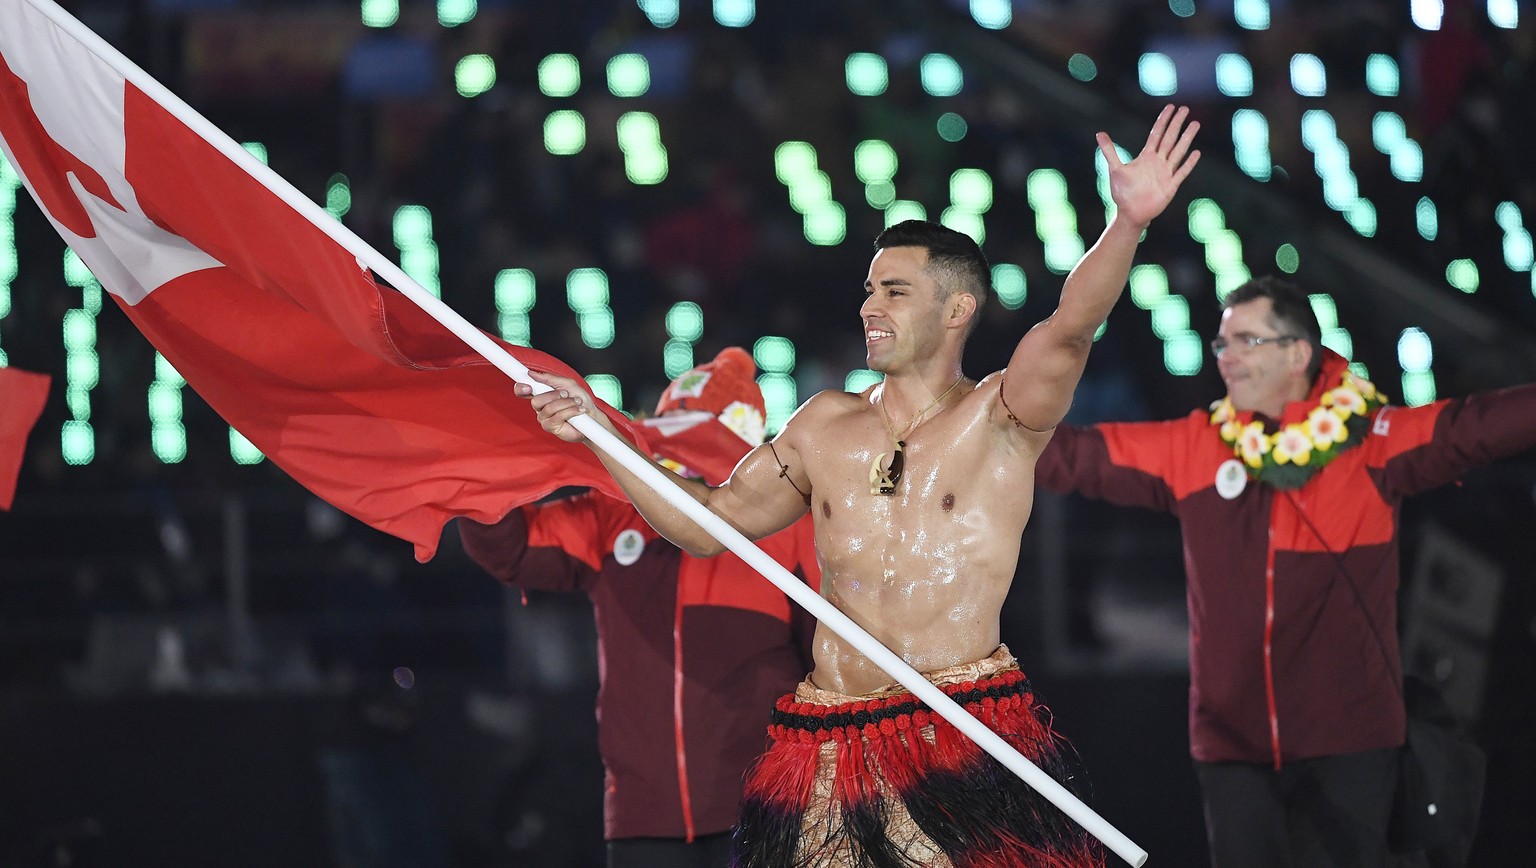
[0,366,50,511]
[0,0,647,560]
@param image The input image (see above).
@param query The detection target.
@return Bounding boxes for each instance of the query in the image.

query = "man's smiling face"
[860,246,946,375]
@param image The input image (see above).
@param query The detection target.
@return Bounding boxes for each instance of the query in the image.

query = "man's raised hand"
[1098,104,1201,228]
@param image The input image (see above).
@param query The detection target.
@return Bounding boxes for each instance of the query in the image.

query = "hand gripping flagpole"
[20,0,1146,862]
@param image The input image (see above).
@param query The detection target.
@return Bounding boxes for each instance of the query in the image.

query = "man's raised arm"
[1001,104,1200,432]
[516,370,811,556]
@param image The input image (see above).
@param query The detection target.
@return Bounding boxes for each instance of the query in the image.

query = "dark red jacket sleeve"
[458,493,615,593]
[1370,383,1536,500]
[1036,421,1180,513]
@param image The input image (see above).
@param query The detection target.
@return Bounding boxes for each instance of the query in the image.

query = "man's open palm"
[1099,104,1201,227]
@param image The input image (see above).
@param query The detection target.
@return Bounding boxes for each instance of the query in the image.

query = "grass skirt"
[731,646,1105,868]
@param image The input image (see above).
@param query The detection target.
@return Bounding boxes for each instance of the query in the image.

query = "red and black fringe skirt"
[731,646,1105,867]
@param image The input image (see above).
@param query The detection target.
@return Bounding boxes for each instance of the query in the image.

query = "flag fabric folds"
[0,0,648,560]
[0,366,51,511]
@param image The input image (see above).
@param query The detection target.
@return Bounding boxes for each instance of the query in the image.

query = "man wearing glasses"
[1037,275,1536,867]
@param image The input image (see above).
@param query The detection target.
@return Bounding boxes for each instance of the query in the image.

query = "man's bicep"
[1002,320,1093,430]
[706,440,812,539]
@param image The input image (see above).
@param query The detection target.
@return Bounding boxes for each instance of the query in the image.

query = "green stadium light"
[1489,0,1518,29]
[787,172,833,213]
[713,0,755,28]
[920,53,964,97]
[753,336,795,374]
[846,369,883,392]
[969,0,1011,29]
[61,420,93,465]
[567,267,610,311]
[1445,259,1479,293]
[865,182,896,209]
[936,112,968,142]
[1495,202,1534,271]
[886,200,926,226]
[940,208,985,244]
[438,0,476,27]
[1138,53,1177,97]
[1290,54,1327,97]
[638,0,679,28]
[1216,54,1253,97]
[538,53,580,98]
[455,54,496,97]
[1234,0,1270,30]
[1129,264,1169,309]
[393,205,440,297]
[543,110,585,155]
[586,374,623,411]
[666,301,704,343]
[230,428,264,465]
[774,141,817,184]
[758,372,797,434]
[1150,295,1190,340]
[361,0,399,29]
[1366,55,1400,96]
[325,173,352,219]
[845,53,888,96]
[1416,197,1439,241]
[663,339,694,379]
[608,53,650,97]
[1067,54,1097,82]
[1164,331,1202,376]
[495,268,536,346]
[949,168,993,212]
[1344,200,1377,238]
[992,263,1026,310]
[854,140,898,184]
[804,201,847,246]
[1388,142,1423,182]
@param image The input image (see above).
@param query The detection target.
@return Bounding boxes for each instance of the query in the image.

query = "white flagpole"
[15,1,1145,862]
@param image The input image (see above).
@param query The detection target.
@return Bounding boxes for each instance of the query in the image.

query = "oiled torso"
[788,373,1043,695]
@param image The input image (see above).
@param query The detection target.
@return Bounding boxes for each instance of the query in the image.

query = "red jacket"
[459,498,820,841]
[1037,355,1536,767]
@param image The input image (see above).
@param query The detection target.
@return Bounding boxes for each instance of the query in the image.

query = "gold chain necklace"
[869,375,965,495]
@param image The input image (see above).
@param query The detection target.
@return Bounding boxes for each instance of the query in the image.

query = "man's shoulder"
[790,388,867,422]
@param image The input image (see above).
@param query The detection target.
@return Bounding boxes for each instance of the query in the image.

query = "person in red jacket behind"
[459,347,820,868]
[1037,275,1536,867]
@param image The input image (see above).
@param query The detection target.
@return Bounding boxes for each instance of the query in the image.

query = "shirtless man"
[519,105,1199,867]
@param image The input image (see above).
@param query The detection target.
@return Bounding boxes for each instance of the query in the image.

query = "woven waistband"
[768,664,1032,745]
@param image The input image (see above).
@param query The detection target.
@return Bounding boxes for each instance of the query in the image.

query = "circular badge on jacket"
[613,529,645,566]
[1215,458,1248,500]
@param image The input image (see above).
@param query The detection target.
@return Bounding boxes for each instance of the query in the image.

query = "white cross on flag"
[0,0,645,560]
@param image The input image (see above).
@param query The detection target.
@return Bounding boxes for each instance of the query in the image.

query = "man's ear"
[1293,340,1316,378]
[948,292,978,330]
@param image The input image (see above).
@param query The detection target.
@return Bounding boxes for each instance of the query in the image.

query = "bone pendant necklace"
[869,375,964,495]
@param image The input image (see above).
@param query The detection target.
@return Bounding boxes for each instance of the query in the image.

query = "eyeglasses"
[1210,334,1300,357]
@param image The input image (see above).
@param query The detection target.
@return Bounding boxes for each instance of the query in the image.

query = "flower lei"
[1209,369,1388,490]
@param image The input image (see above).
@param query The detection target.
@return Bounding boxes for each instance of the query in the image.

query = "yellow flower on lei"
[1321,386,1367,418]
[1271,424,1313,466]
[1306,405,1350,445]
[1237,422,1271,468]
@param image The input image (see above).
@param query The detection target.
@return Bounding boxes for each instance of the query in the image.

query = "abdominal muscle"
[805,493,1027,697]
[791,382,1040,696]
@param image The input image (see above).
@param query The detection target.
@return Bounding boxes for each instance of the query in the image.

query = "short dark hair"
[1223,275,1324,383]
[873,220,991,318]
